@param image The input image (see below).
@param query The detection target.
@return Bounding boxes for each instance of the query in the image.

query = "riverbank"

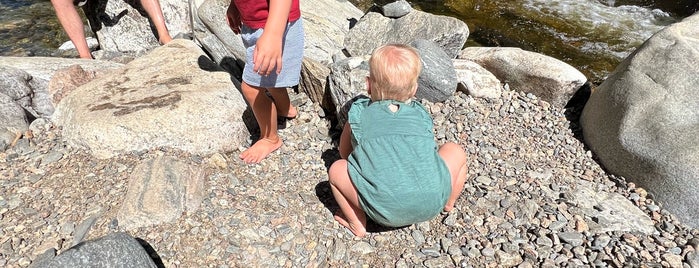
[2,88,697,267]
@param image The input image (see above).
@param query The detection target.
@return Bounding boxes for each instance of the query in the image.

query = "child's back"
[346,98,451,227]
[328,44,468,237]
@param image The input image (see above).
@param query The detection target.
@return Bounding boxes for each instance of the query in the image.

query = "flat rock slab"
[52,39,249,159]
[118,155,206,230]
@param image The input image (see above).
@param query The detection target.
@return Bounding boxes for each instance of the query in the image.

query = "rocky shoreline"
[2,88,698,267]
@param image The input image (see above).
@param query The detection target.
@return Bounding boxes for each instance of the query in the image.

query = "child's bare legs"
[140,0,172,44]
[239,81,282,164]
[328,159,367,237]
[438,142,468,212]
[267,88,297,118]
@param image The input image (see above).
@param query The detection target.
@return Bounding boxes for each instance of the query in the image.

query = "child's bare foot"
[278,105,297,119]
[443,204,454,213]
[239,137,282,164]
[333,210,366,237]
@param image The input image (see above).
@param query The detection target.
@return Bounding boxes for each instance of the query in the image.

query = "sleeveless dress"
[346,98,452,227]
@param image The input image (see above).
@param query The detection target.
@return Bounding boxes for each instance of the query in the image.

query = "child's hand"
[253,33,283,76]
[226,3,241,34]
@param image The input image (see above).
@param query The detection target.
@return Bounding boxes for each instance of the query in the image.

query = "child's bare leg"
[239,82,282,164]
[267,87,297,118]
[438,142,468,212]
[328,160,367,237]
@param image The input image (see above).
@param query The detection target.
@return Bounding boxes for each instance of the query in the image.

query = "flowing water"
[1,0,697,83]
[0,0,71,57]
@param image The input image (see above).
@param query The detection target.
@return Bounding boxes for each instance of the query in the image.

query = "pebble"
[350,242,374,255]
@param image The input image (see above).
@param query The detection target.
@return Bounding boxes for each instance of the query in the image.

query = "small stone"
[350,241,375,255]
[40,151,63,166]
[536,237,553,247]
[422,256,452,268]
[496,250,523,266]
[662,253,683,268]
[593,234,612,249]
[475,176,492,185]
[443,211,458,226]
[207,153,228,169]
[412,230,426,245]
[381,0,412,18]
[558,232,584,247]
[482,247,495,257]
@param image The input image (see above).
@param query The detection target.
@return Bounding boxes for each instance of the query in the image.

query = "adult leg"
[267,87,297,119]
[328,160,367,237]
[438,142,468,212]
[139,0,172,44]
[239,82,282,164]
[50,0,92,59]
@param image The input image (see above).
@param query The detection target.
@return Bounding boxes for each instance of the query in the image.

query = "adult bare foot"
[333,210,366,237]
[239,137,282,164]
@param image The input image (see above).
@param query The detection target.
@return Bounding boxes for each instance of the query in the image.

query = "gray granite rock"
[0,93,27,151]
[412,39,458,102]
[31,232,156,268]
[581,12,699,229]
[345,9,469,58]
[382,0,412,18]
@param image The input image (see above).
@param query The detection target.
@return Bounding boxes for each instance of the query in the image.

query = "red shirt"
[233,0,301,29]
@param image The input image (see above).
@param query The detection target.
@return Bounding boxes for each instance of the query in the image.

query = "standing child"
[328,44,469,237]
[226,0,304,164]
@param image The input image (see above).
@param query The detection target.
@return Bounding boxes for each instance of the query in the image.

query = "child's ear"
[366,76,372,95]
[409,83,418,96]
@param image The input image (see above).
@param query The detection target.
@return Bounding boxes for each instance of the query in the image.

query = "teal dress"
[347,98,451,227]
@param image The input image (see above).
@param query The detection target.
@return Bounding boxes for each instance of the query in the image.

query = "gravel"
[1,89,697,267]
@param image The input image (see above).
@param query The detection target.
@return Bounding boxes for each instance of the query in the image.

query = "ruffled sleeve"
[348,98,370,145]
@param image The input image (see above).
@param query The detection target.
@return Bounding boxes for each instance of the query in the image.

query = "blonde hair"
[368,44,422,101]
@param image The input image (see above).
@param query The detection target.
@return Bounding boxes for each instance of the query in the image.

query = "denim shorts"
[240,19,304,88]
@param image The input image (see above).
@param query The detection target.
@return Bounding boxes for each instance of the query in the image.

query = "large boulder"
[83,0,191,55]
[29,232,157,268]
[580,13,699,228]
[453,59,502,99]
[344,8,469,59]
[328,56,370,126]
[0,66,36,116]
[458,47,587,108]
[299,58,332,112]
[0,57,122,83]
[412,39,457,102]
[300,0,364,65]
[192,0,246,78]
[328,40,460,123]
[0,57,123,118]
[52,39,249,159]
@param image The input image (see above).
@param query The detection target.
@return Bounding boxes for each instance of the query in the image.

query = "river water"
[1,0,696,83]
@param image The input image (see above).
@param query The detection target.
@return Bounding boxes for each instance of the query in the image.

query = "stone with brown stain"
[48,65,97,104]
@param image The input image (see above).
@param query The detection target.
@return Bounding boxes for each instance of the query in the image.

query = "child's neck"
[371,98,411,113]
